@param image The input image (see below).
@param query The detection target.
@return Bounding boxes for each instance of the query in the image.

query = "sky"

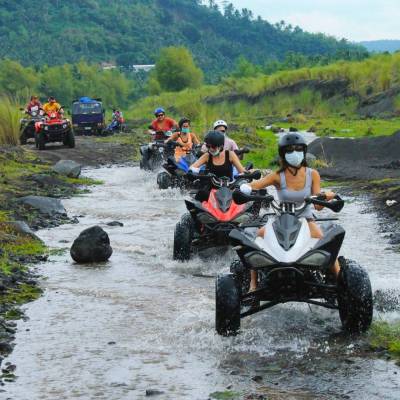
[213,0,400,42]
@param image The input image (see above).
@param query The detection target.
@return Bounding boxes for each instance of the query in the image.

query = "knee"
[257,227,265,238]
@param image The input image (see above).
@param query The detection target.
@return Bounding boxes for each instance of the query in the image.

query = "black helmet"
[205,130,225,148]
[278,133,307,158]
[178,117,190,129]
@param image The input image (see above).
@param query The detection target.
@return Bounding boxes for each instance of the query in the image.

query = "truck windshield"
[73,102,102,114]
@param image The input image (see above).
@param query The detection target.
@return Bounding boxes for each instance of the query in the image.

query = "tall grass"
[0,96,20,146]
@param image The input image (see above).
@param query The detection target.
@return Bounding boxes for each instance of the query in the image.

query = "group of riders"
[24,95,123,132]
[148,107,338,292]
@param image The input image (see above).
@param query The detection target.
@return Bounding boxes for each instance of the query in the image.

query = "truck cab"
[72,97,105,135]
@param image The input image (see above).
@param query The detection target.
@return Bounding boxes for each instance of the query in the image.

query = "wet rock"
[251,375,263,382]
[108,341,116,345]
[18,196,66,216]
[106,221,124,227]
[306,153,317,164]
[52,160,82,178]
[7,221,41,241]
[145,389,165,396]
[0,343,12,355]
[389,233,400,245]
[289,126,298,132]
[70,226,113,263]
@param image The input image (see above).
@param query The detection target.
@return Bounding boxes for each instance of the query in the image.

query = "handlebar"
[232,190,344,214]
[187,170,262,186]
[234,147,250,156]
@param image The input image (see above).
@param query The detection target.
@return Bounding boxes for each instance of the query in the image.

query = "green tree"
[153,47,203,92]
[231,56,260,78]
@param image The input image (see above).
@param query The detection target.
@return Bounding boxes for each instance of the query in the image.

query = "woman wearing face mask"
[165,118,200,161]
[190,130,246,178]
[239,132,338,292]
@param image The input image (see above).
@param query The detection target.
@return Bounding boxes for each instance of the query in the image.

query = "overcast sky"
[214,0,400,41]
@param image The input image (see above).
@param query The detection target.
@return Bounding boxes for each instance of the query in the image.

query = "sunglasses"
[156,113,165,117]
[206,144,220,149]
[285,145,304,153]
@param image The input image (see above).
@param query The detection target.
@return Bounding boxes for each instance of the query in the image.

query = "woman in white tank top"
[240,133,340,292]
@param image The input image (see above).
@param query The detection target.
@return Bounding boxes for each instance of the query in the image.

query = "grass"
[0,96,21,145]
[369,321,400,362]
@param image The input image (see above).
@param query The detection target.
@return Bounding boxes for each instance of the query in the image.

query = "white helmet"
[213,120,228,130]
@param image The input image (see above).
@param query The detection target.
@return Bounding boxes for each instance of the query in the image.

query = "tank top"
[207,150,233,179]
[277,167,314,219]
[174,133,193,161]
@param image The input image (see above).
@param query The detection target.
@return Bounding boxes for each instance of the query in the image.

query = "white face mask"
[285,151,304,167]
[209,149,220,157]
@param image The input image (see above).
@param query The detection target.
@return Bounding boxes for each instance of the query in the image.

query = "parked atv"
[104,114,126,134]
[140,131,175,171]
[35,111,74,150]
[173,170,262,261]
[19,107,45,145]
[215,191,373,336]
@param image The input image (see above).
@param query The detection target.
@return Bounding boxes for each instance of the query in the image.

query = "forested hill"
[360,40,400,53]
[0,0,366,79]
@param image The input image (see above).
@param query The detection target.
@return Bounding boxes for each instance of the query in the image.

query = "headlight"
[244,251,277,269]
[297,251,330,267]
[97,123,103,126]
[44,126,49,131]
[197,212,217,224]
[63,124,67,129]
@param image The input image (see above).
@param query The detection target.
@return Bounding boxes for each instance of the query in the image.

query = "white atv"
[215,191,373,336]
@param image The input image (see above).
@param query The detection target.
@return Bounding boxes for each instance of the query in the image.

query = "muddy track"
[27,135,136,167]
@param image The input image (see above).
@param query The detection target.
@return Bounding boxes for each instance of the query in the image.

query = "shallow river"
[3,166,400,400]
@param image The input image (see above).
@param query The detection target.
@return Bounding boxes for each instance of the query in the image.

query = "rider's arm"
[229,151,245,174]
[190,153,209,170]
[312,170,335,210]
[250,172,279,190]
[191,132,200,145]
[165,132,178,143]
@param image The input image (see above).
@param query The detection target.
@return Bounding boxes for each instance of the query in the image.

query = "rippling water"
[3,166,400,400]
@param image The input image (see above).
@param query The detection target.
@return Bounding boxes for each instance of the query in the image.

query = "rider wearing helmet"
[165,117,200,161]
[201,120,239,152]
[25,95,42,114]
[43,97,62,116]
[190,130,245,179]
[148,107,178,135]
[239,132,338,292]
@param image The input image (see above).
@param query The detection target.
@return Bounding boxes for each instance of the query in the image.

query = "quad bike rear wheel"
[19,130,27,145]
[216,274,241,336]
[337,257,373,333]
[157,172,171,190]
[173,213,194,261]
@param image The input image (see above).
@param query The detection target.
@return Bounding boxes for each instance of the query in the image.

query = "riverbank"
[0,135,138,372]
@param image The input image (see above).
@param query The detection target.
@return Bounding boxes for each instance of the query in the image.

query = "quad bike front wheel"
[173,213,194,261]
[216,274,241,336]
[230,259,250,295]
[38,132,46,150]
[65,130,75,148]
[157,172,171,190]
[337,257,373,333]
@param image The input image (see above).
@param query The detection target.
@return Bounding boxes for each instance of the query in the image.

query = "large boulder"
[52,160,82,178]
[70,226,113,263]
[18,196,66,216]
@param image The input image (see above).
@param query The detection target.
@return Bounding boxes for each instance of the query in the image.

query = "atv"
[215,190,373,336]
[35,111,74,150]
[157,146,251,190]
[173,170,262,261]
[19,107,45,145]
[140,131,175,171]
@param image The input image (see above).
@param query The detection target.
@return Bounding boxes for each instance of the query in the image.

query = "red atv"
[35,111,74,150]
[173,170,262,261]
